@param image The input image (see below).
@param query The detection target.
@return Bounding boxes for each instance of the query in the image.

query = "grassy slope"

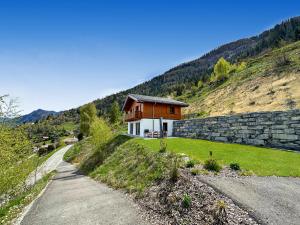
[1,143,65,198]
[0,171,56,225]
[64,135,176,193]
[135,138,300,177]
[57,121,78,131]
[182,41,300,117]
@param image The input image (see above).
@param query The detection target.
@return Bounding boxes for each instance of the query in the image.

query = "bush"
[204,159,222,172]
[275,53,291,67]
[213,200,228,224]
[186,160,195,168]
[182,194,192,208]
[159,138,167,153]
[170,154,179,182]
[230,162,240,171]
[191,168,199,175]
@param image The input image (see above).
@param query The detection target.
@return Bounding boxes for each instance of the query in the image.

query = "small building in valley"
[122,94,188,137]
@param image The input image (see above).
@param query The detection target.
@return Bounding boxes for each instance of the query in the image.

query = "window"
[169,106,175,114]
[130,123,133,135]
[136,122,140,135]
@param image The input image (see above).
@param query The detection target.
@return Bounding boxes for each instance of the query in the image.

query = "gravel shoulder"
[20,162,150,225]
[199,175,300,225]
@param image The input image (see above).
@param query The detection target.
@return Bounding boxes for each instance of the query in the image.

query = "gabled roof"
[122,94,189,111]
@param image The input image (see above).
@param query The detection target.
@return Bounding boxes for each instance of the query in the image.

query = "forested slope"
[67,16,300,117]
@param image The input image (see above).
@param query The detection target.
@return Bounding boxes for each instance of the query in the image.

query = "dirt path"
[20,162,150,225]
[199,175,300,225]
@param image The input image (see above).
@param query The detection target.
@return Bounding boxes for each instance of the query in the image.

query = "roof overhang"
[122,94,189,111]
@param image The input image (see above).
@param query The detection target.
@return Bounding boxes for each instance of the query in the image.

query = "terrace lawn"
[134,137,300,177]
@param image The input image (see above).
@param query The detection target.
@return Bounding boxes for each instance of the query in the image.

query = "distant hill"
[18,109,58,124]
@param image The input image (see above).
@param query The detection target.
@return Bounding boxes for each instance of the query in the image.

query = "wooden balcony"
[124,111,143,121]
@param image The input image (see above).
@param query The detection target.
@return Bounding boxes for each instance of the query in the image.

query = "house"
[122,94,188,137]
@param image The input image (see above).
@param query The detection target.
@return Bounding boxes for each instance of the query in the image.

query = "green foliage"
[230,162,241,171]
[0,126,32,165]
[213,200,228,224]
[109,101,122,124]
[0,171,56,225]
[210,58,247,83]
[63,141,85,162]
[80,103,97,136]
[186,160,195,168]
[239,170,255,176]
[204,158,222,172]
[159,138,167,153]
[182,194,192,208]
[191,168,200,175]
[213,57,231,79]
[197,80,204,89]
[90,139,169,192]
[169,153,180,182]
[90,117,113,148]
[22,120,69,144]
[196,169,210,175]
[275,52,291,67]
[136,137,300,177]
[235,62,247,72]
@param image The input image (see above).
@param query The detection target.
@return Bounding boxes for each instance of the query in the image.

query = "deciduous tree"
[109,101,121,124]
[79,103,97,136]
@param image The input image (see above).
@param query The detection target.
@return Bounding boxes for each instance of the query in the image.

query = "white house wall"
[128,119,174,137]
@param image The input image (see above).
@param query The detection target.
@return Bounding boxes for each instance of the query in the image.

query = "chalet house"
[122,94,188,137]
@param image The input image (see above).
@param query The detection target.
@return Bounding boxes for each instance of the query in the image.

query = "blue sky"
[0,0,299,114]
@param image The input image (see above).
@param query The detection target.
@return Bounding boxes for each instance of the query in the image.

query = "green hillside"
[182,40,300,117]
[87,16,300,116]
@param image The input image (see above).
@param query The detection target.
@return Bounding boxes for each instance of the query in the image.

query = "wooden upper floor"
[122,94,188,122]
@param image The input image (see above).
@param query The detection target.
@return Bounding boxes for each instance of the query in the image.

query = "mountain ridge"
[18,109,58,124]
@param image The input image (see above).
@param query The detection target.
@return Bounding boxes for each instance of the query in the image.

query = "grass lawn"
[135,137,300,177]
[57,122,78,131]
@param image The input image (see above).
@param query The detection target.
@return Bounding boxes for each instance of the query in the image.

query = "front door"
[163,122,168,136]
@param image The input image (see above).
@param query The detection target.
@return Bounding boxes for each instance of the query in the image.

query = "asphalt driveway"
[199,175,300,225]
[20,162,150,225]
[26,145,73,186]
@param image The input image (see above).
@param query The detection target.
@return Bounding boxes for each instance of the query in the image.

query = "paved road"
[20,162,150,225]
[200,176,300,225]
[26,145,73,186]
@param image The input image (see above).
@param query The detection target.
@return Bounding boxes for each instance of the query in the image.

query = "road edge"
[13,178,54,225]
[197,176,267,225]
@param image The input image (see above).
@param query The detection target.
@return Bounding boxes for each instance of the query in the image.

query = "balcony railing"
[124,111,142,121]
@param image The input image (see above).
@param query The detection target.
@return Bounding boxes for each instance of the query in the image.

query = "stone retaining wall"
[173,110,300,150]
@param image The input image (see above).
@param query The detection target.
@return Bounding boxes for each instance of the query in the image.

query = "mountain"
[87,16,300,115]
[55,16,300,121]
[18,109,58,124]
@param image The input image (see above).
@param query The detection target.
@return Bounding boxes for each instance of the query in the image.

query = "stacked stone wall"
[173,110,300,150]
